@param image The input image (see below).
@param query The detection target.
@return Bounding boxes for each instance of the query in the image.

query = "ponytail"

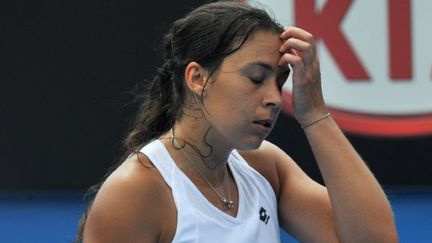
[124,58,184,153]
[124,29,187,152]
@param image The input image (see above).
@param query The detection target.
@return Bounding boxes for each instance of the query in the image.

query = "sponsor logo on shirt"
[259,206,270,224]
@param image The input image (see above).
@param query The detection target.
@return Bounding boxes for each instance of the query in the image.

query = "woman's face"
[202,29,290,150]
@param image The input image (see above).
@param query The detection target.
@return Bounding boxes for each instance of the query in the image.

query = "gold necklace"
[173,138,234,209]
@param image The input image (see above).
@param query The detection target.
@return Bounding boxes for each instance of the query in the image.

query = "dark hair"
[76,1,283,241]
[125,1,283,153]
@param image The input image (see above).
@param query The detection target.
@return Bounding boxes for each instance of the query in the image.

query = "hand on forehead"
[221,29,290,75]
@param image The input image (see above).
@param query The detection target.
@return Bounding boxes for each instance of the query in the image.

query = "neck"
[162,118,233,185]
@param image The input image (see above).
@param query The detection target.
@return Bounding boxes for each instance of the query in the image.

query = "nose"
[263,80,282,109]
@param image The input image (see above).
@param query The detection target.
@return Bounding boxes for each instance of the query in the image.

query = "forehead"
[221,29,285,71]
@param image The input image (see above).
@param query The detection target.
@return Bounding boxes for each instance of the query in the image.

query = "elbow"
[362,208,399,243]
[370,228,399,243]
[359,223,399,243]
[380,224,399,243]
[339,228,399,243]
[379,212,399,243]
[338,219,399,243]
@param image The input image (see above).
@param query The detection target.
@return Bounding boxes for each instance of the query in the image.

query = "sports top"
[140,139,281,243]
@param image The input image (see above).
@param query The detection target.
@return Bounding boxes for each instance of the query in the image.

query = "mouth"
[252,119,274,132]
[253,119,272,127]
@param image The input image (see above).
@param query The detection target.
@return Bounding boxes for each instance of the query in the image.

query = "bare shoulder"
[83,153,176,243]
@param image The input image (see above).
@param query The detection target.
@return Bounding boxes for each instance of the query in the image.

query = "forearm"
[304,116,398,242]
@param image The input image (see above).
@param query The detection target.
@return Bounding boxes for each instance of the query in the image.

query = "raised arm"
[277,27,398,242]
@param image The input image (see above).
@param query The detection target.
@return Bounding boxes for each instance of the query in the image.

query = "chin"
[236,138,265,151]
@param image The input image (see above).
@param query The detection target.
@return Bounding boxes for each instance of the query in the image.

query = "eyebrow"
[243,62,290,76]
[246,62,274,72]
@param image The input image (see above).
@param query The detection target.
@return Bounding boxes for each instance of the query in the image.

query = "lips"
[252,119,274,133]
[253,119,272,128]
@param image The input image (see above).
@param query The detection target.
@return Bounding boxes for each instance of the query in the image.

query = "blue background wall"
[1,189,431,242]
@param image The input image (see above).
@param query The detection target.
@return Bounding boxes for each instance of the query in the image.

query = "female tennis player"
[77,2,398,242]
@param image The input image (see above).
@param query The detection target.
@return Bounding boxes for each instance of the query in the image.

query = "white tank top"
[140,140,281,243]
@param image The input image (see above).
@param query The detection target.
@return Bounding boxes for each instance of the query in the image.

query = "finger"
[280,27,314,44]
[278,52,304,69]
[279,38,315,62]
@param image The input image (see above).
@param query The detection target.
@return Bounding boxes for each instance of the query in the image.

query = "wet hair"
[124,1,283,153]
[75,1,283,241]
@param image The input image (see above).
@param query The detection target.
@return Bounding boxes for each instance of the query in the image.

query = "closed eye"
[241,61,288,88]
[249,76,265,84]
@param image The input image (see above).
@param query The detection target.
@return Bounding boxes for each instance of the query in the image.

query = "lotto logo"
[259,207,270,224]
[256,0,432,137]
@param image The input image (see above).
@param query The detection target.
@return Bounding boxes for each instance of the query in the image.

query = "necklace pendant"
[222,198,229,205]
[222,198,234,209]
[226,200,234,209]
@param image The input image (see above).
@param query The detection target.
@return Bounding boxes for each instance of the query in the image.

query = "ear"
[184,61,208,95]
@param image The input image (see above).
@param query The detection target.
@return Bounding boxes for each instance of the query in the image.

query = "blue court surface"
[0,187,431,243]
